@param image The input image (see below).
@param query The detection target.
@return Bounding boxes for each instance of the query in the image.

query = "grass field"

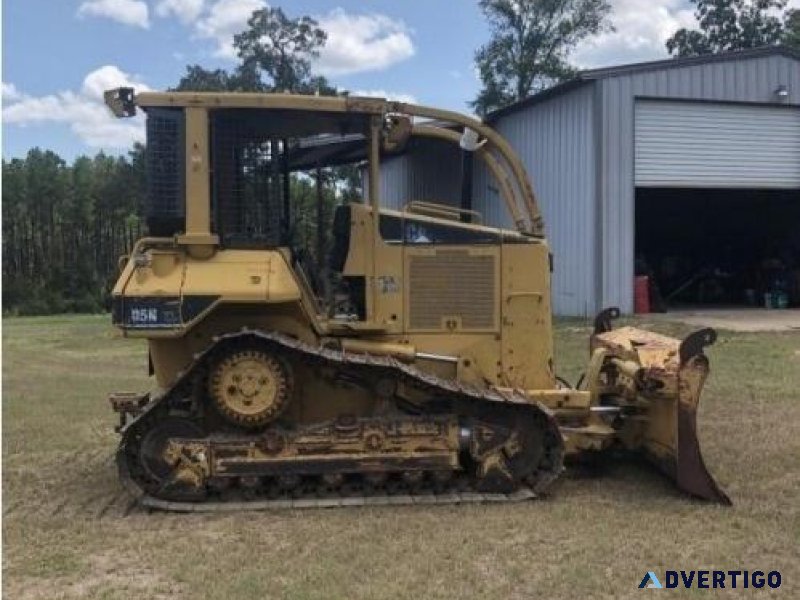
[3,314,799,599]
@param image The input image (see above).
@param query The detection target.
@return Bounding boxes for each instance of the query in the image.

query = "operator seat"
[330,204,366,319]
[329,204,351,273]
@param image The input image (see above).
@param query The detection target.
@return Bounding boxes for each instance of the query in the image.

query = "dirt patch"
[652,309,800,332]
[5,552,186,600]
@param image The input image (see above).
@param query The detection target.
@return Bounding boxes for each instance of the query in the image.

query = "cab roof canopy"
[105,87,408,120]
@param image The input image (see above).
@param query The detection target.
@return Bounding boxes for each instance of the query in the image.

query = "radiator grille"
[409,250,496,330]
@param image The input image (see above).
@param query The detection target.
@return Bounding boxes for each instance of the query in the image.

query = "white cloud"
[2,66,149,148]
[575,0,800,68]
[2,82,23,102]
[351,89,418,104]
[315,9,415,76]
[195,0,265,58]
[573,0,696,68]
[190,4,414,75]
[81,65,146,100]
[156,0,206,24]
[77,0,150,29]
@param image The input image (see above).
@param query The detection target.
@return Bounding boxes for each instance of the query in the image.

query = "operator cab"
[143,102,518,322]
[143,105,376,313]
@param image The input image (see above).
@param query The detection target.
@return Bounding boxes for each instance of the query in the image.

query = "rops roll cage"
[104,88,544,239]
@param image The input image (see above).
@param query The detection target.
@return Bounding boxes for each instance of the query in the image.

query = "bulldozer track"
[117,330,564,512]
[139,487,538,512]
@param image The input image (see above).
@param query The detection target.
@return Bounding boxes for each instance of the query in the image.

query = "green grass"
[3,314,800,599]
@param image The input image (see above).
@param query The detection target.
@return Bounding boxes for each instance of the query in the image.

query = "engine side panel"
[500,241,555,390]
[112,248,305,337]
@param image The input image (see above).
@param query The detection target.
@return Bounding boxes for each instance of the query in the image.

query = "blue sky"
[4,0,771,161]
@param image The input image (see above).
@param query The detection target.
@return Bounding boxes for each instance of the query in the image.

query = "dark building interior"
[635,188,800,309]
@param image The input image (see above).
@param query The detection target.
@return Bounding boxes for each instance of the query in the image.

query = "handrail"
[403,201,483,224]
[398,102,543,237]
[411,125,527,232]
[130,237,177,256]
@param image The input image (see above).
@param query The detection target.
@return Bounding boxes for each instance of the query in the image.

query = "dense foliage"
[1,148,355,316]
[174,7,336,95]
[472,0,613,115]
[2,147,147,315]
[666,0,800,56]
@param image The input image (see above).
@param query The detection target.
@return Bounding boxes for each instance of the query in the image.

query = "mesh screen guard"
[210,109,369,248]
[145,108,185,235]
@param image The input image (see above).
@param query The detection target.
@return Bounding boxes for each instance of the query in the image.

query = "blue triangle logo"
[639,571,663,589]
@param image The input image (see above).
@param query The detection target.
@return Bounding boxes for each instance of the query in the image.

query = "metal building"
[376,47,800,316]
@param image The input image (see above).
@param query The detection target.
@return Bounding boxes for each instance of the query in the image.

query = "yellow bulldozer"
[104,88,729,510]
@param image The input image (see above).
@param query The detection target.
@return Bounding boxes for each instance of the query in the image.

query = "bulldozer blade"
[672,342,731,505]
[591,315,731,505]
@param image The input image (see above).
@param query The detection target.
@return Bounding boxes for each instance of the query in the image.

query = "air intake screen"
[145,108,185,235]
[409,250,496,330]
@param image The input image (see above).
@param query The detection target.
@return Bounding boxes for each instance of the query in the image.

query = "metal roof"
[487,46,800,121]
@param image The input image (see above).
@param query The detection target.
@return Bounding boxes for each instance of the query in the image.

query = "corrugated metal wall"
[475,83,597,316]
[365,138,462,211]
[597,53,800,313]
[364,154,409,210]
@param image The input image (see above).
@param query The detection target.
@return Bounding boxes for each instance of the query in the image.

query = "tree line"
[1,144,353,315]
[3,147,146,314]
[4,1,798,314]
[2,7,339,316]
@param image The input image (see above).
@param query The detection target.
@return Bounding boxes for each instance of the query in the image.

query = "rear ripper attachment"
[590,308,730,505]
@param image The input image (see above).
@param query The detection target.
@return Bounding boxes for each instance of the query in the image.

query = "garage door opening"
[635,188,800,310]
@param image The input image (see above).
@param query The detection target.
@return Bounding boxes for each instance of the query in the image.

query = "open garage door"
[635,101,800,188]
[635,189,800,309]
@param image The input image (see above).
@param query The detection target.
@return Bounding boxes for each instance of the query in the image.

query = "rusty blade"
[592,322,730,505]
[672,354,731,505]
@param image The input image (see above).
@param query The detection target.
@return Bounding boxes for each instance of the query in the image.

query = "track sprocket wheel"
[139,417,206,483]
[208,348,292,428]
